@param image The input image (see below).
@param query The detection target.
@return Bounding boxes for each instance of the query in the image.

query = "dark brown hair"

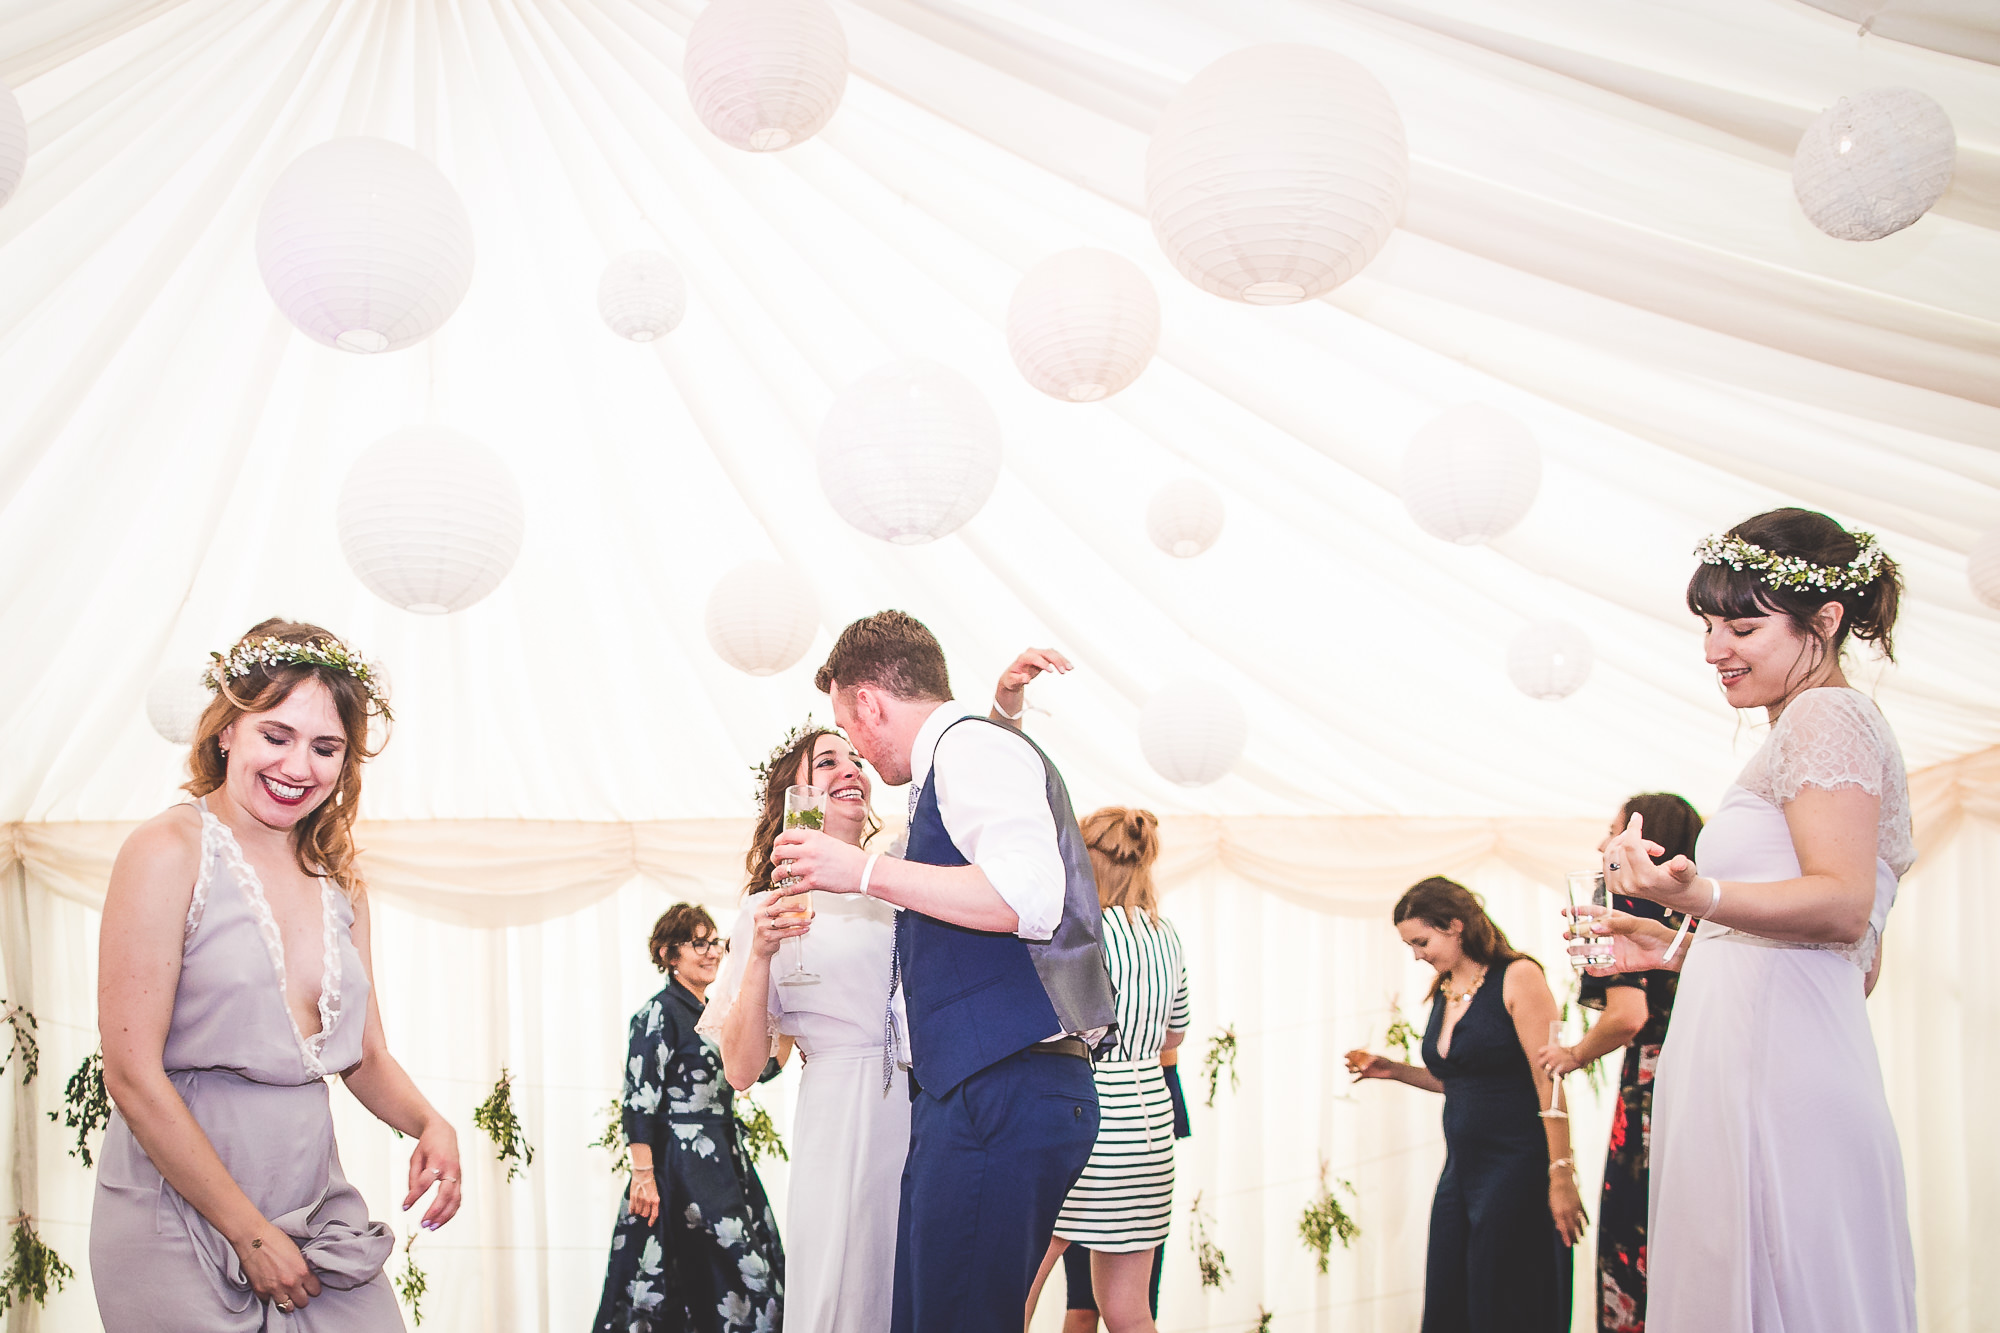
[1080,807,1160,926]
[1619,792,1703,867]
[183,618,387,900]
[649,903,718,975]
[1393,876,1532,1001]
[744,729,881,897]
[814,610,951,701]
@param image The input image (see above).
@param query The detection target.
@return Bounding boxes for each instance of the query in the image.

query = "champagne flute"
[1565,871,1615,972]
[777,785,826,986]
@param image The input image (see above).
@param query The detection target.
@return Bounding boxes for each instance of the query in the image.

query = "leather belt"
[1026,1036,1091,1061]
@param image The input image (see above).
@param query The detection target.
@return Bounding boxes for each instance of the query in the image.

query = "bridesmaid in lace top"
[92,620,461,1331]
[1582,509,1917,1332]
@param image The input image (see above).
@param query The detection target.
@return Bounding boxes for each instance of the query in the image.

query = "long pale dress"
[700,890,910,1333]
[1648,688,1917,1331]
[92,801,399,1331]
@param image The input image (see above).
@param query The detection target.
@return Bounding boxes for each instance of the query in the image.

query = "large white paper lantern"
[1140,679,1248,787]
[1146,45,1407,305]
[705,561,819,675]
[816,360,1002,545]
[1969,529,2000,611]
[598,251,687,342]
[1793,89,1955,242]
[147,667,211,745]
[0,81,25,211]
[1508,621,1593,700]
[1401,405,1541,545]
[337,426,525,614]
[1147,479,1225,558]
[1007,249,1161,402]
[684,0,848,152]
[256,138,475,353]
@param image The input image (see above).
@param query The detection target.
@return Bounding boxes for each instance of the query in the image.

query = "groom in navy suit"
[772,610,1117,1332]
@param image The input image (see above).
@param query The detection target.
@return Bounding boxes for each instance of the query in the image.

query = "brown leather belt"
[1027,1036,1091,1061]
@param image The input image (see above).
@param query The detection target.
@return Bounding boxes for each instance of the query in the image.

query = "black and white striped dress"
[1054,906,1191,1250]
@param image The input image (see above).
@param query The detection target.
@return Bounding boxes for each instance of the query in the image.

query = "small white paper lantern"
[705,561,819,675]
[337,426,525,614]
[816,359,1002,545]
[147,667,211,745]
[1146,479,1225,558]
[684,0,848,152]
[598,251,687,342]
[1146,45,1408,305]
[1141,679,1248,787]
[1401,405,1541,546]
[1508,621,1593,700]
[0,81,25,211]
[1969,529,2000,611]
[1793,89,1956,242]
[256,138,475,353]
[1007,249,1161,402]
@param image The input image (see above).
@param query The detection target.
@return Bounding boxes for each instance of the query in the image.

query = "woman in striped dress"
[1026,807,1190,1333]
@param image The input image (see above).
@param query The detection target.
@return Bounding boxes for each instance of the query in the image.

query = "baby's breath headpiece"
[206,636,392,718]
[753,716,830,810]
[1694,531,1886,594]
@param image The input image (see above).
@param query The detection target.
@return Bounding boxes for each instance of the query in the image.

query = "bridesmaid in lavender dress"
[92,621,461,1331]
[1582,510,1917,1333]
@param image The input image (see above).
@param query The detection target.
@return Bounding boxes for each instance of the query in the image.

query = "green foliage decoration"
[735,1091,788,1164]
[1201,1026,1238,1109]
[49,1049,111,1168]
[0,1002,37,1085]
[394,1231,429,1327]
[1189,1190,1230,1290]
[1384,995,1417,1061]
[590,1095,625,1171]
[1298,1161,1361,1273]
[472,1067,535,1182]
[1252,1308,1274,1332]
[0,1216,74,1313]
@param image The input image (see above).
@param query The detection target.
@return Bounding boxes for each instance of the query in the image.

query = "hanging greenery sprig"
[394,1231,429,1327]
[1201,1026,1238,1109]
[0,1216,74,1313]
[472,1067,535,1182]
[49,1049,111,1168]
[589,1096,625,1172]
[0,1002,38,1085]
[735,1091,788,1165]
[1189,1190,1231,1289]
[1384,995,1417,1061]
[1251,1308,1274,1333]
[1298,1159,1361,1272]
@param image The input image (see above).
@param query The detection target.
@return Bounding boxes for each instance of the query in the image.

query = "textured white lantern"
[255,138,475,353]
[1140,679,1249,787]
[705,561,819,676]
[0,81,25,210]
[337,426,525,614]
[1146,45,1407,305]
[684,0,848,152]
[147,667,211,745]
[1969,529,2000,611]
[816,359,1002,545]
[598,251,687,342]
[1007,249,1160,402]
[1793,89,1955,242]
[1146,479,1225,558]
[1401,405,1541,545]
[1508,621,1593,701]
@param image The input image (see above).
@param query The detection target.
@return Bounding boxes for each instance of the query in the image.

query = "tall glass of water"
[1565,871,1614,972]
[778,785,826,986]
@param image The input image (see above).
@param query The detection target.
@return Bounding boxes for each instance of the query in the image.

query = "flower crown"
[206,636,392,717]
[752,716,833,810]
[1694,531,1885,594]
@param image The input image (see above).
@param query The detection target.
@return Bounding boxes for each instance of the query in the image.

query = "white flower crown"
[1694,531,1886,594]
[205,636,391,716]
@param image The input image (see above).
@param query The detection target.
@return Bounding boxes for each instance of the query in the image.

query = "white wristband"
[858,852,882,898]
[993,694,1025,721]
[1704,876,1723,918]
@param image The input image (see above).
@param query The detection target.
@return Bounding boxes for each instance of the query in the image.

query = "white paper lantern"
[256,138,475,353]
[705,561,819,675]
[1146,479,1225,558]
[1508,621,1593,700]
[1140,679,1248,787]
[1401,405,1541,545]
[1969,529,2000,611]
[337,426,525,614]
[147,667,211,745]
[0,81,25,211]
[1146,45,1407,305]
[1793,89,1955,242]
[816,360,1002,545]
[597,250,687,342]
[1007,249,1160,402]
[684,0,848,152]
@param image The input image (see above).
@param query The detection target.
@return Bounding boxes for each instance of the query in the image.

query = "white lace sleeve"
[695,893,781,1054]
[1764,688,1892,805]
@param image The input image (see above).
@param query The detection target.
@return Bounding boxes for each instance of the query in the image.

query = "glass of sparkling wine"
[1565,871,1615,971]
[778,785,826,986]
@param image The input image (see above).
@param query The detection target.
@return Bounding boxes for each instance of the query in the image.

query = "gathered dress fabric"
[91,801,400,1332]
[592,980,783,1333]
[1420,969,1571,1333]
[699,890,910,1333]
[1647,688,1917,1332]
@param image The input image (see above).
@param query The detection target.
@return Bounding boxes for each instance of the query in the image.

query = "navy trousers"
[891,1049,1100,1333]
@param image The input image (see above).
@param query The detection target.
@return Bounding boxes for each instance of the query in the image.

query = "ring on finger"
[277,1300,294,1313]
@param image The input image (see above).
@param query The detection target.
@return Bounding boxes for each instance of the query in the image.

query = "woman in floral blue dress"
[592,904,784,1333]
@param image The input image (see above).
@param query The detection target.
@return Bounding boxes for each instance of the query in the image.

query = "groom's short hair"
[816,611,952,702]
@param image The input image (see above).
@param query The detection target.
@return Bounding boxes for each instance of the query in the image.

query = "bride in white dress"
[1583,508,1916,1332]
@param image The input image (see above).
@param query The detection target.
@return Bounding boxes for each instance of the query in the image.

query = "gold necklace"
[1440,967,1486,1004]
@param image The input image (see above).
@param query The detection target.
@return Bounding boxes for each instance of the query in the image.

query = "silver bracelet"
[1548,1157,1573,1176]
[992,694,1025,721]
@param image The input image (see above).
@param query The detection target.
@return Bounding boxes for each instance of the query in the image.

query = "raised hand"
[1565,905,1683,975]
[1604,812,1701,913]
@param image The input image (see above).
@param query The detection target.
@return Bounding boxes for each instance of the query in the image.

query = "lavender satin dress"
[91,802,401,1331]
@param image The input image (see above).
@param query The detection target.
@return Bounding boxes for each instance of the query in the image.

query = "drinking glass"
[777,785,826,986]
[1565,870,1614,972]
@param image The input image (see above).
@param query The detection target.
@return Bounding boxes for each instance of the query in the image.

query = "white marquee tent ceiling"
[1,0,1996,828]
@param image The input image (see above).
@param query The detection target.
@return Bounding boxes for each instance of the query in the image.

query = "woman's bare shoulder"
[112,805,204,889]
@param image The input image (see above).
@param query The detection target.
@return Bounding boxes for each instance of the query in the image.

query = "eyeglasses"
[687,938,727,955]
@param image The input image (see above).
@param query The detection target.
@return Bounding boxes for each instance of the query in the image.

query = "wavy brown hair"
[1081,807,1161,927]
[183,618,388,900]
[743,728,881,897]
[1393,876,1533,1001]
